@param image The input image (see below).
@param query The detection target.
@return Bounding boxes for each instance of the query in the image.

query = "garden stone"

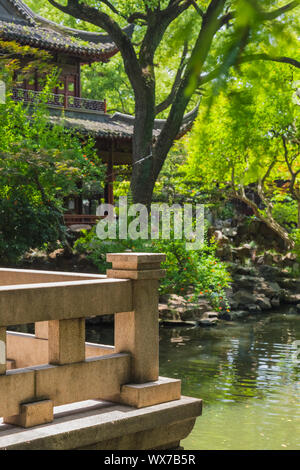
[278,278,300,293]
[247,304,262,313]
[216,244,233,261]
[221,310,249,321]
[283,293,300,304]
[199,319,218,327]
[232,244,254,264]
[255,281,281,298]
[255,295,272,310]
[287,307,298,315]
[233,275,263,290]
[198,312,218,327]
[222,227,237,238]
[270,297,280,308]
[257,265,283,281]
[228,263,258,276]
[232,289,257,307]
[213,230,229,246]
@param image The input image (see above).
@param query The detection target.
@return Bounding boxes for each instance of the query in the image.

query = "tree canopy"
[185,59,300,248]
[23,0,299,206]
[0,61,105,262]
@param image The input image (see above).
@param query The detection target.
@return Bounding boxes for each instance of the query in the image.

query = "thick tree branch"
[239,54,300,69]
[232,186,294,249]
[191,0,204,17]
[155,42,189,115]
[47,0,144,94]
[153,0,227,174]
[260,0,300,20]
[199,53,300,87]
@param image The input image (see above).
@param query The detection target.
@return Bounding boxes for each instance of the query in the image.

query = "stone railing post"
[35,321,48,339]
[107,253,165,384]
[48,319,86,365]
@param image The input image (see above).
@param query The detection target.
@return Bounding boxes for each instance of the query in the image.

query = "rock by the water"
[270,297,280,308]
[221,310,249,321]
[255,295,272,310]
[247,304,262,313]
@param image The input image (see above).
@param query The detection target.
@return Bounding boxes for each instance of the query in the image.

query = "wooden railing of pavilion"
[63,214,102,227]
[12,88,107,113]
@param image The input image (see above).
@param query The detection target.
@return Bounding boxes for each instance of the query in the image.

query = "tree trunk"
[233,193,295,250]
[130,74,156,207]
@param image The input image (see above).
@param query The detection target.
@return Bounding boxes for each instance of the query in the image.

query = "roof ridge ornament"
[4,0,36,25]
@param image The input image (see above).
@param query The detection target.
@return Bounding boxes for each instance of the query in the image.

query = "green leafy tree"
[0,67,106,262]
[186,61,300,249]
[40,0,300,207]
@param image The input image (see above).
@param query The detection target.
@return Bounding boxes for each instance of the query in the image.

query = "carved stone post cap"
[106,253,166,270]
[106,253,166,280]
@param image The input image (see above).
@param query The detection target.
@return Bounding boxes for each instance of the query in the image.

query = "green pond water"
[86,313,300,451]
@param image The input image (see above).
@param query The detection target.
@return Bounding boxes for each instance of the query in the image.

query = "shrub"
[74,227,231,310]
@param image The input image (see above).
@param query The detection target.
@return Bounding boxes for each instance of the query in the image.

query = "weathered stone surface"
[232,289,257,307]
[0,278,132,327]
[35,321,48,340]
[0,397,202,450]
[34,354,131,406]
[247,304,262,313]
[287,307,298,315]
[120,377,181,408]
[228,264,258,277]
[283,293,300,304]
[233,275,263,290]
[270,297,280,308]
[114,280,160,383]
[255,295,272,310]
[278,278,300,293]
[257,265,285,280]
[223,227,237,238]
[107,253,166,270]
[221,310,249,321]
[48,318,85,365]
[4,400,53,428]
[0,369,35,418]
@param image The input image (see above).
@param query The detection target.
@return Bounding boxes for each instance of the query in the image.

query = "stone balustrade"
[0,253,187,430]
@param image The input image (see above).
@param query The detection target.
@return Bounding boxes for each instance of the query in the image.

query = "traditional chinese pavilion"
[0,0,196,224]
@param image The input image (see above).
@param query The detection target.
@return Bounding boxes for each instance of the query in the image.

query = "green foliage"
[271,194,298,228]
[74,225,231,310]
[291,229,300,261]
[0,193,62,264]
[185,60,300,247]
[0,70,105,262]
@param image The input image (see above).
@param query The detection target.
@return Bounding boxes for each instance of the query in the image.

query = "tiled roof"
[0,0,133,61]
[48,106,199,141]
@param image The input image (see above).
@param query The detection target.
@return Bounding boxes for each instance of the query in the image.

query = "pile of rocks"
[158,263,300,326]
[222,263,300,320]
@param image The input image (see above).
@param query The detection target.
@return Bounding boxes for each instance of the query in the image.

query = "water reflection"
[85,313,300,449]
[157,314,300,450]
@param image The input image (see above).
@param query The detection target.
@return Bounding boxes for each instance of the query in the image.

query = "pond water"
[86,313,300,451]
